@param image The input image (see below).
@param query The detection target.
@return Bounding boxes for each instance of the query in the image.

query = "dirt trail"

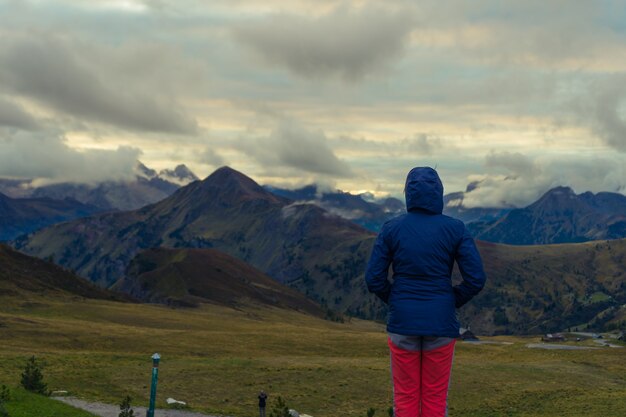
[53,397,228,417]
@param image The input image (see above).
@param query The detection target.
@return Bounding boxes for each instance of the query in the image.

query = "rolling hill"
[0,244,125,301]
[113,247,325,317]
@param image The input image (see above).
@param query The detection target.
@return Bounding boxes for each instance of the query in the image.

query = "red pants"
[388,337,456,417]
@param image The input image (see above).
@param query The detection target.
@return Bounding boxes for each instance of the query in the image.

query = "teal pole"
[147,353,160,417]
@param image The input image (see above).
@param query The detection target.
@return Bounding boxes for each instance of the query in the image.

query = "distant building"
[541,333,566,342]
[459,327,479,341]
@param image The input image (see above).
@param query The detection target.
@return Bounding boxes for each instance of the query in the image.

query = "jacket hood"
[404,167,444,214]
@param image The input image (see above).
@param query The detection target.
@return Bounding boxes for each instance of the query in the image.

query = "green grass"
[1,388,97,417]
[1,295,625,417]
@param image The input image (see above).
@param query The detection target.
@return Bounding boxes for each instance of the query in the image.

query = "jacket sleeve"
[453,225,486,308]
[365,225,393,304]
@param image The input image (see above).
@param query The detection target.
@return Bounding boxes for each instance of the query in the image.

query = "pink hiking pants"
[388,337,456,417]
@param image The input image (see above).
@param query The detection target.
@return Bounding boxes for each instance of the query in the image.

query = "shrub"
[20,356,47,395]
[269,396,290,417]
[0,386,9,402]
[388,406,394,417]
[367,407,376,417]
[119,395,135,417]
[0,401,9,417]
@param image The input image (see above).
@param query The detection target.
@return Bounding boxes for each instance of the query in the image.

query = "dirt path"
[53,397,229,417]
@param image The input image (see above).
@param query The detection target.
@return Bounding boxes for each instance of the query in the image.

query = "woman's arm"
[453,225,486,308]
[365,226,393,304]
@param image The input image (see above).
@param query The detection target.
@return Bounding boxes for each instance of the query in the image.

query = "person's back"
[365,167,486,417]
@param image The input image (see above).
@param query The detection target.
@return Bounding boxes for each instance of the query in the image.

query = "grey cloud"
[572,75,626,152]
[0,35,198,134]
[197,146,225,166]
[0,128,141,183]
[401,134,442,156]
[239,121,353,177]
[484,150,539,177]
[0,96,39,130]
[233,5,415,80]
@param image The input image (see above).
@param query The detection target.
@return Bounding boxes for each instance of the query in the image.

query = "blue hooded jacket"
[365,167,486,337]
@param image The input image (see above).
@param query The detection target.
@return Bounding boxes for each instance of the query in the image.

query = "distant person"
[258,390,268,417]
[366,167,486,417]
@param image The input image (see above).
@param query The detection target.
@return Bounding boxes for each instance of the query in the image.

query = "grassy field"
[0,295,625,417]
[1,388,97,417]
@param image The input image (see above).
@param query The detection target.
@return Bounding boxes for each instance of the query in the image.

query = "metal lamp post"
[147,353,160,417]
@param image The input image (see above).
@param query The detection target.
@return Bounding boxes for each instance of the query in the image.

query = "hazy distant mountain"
[157,164,199,186]
[114,247,324,316]
[266,184,512,232]
[265,185,404,232]
[468,187,626,244]
[16,167,379,316]
[0,244,126,301]
[443,191,512,224]
[0,162,197,211]
[0,192,104,241]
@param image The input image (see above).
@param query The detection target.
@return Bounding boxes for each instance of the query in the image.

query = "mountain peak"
[158,164,199,185]
[198,166,284,204]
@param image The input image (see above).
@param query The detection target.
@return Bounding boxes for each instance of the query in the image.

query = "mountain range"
[15,167,380,317]
[0,162,198,211]
[469,186,626,244]
[14,166,626,334]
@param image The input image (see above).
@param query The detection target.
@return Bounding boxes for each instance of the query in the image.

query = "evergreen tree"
[119,395,135,417]
[20,356,47,395]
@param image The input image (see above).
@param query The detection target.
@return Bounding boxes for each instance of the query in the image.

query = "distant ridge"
[469,187,626,244]
[0,191,104,241]
[114,247,325,317]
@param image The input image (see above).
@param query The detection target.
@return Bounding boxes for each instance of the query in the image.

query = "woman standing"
[365,167,486,417]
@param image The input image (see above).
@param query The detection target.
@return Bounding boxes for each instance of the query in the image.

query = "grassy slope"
[2,388,97,417]
[0,294,625,417]
[113,247,325,317]
[462,239,626,334]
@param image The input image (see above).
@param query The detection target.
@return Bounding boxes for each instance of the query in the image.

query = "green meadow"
[1,296,625,417]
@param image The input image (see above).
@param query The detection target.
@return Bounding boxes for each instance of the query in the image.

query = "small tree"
[119,395,135,417]
[20,356,47,395]
[269,396,290,417]
[367,407,376,417]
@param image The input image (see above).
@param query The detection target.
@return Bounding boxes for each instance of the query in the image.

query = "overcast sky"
[1,0,625,207]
